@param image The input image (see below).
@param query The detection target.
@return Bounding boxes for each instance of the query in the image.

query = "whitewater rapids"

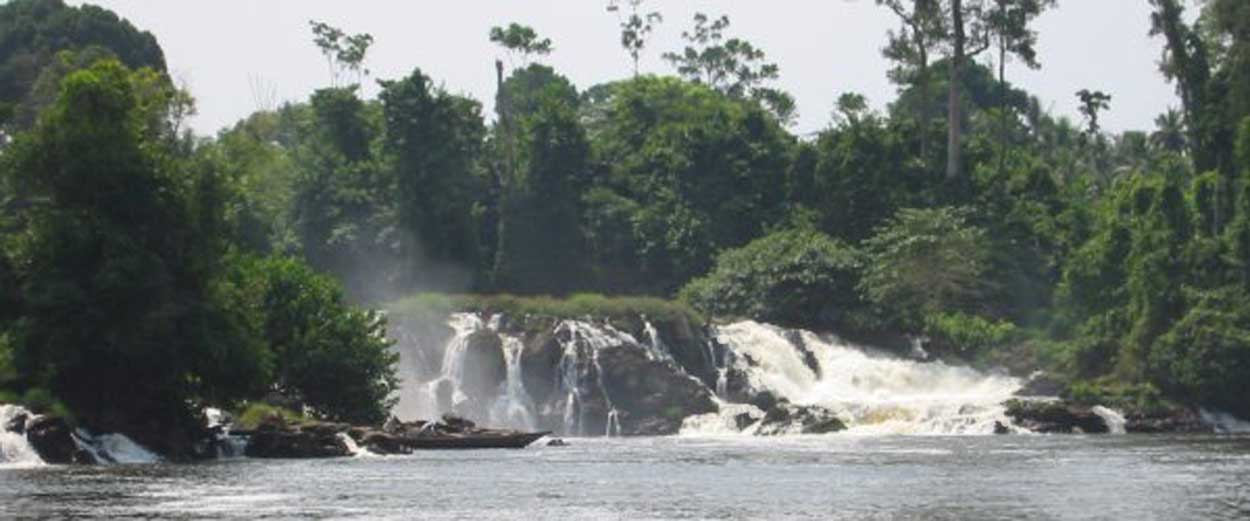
[685,321,1023,435]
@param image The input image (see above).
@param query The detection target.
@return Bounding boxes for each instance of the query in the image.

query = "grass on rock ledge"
[387,293,704,325]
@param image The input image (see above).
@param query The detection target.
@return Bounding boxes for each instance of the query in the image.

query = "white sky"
[71,0,1183,137]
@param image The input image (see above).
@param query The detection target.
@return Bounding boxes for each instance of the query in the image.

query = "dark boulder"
[25,415,95,464]
[1013,372,1065,398]
[461,330,507,402]
[1003,399,1109,434]
[244,421,351,459]
[520,328,563,406]
[360,431,411,455]
[597,343,718,435]
[755,404,847,436]
[651,318,718,387]
[1124,407,1213,434]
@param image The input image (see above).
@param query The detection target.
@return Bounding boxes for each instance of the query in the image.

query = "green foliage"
[244,257,399,425]
[4,59,256,431]
[235,402,305,430]
[0,0,165,131]
[923,312,1021,356]
[679,228,862,328]
[859,207,991,328]
[379,68,488,289]
[584,76,793,292]
[489,23,552,65]
[1147,290,1250,417]
[661,13,792,122]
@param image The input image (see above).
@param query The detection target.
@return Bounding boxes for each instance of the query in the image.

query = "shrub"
[678,228,862,328]
[1147,297,1250,417]
[245,257,399,425]
[235,402,305,430]
[923,312,1021,356]
[860,207,991,329]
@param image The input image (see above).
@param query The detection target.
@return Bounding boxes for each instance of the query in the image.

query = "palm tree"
[1150,108,1187,154]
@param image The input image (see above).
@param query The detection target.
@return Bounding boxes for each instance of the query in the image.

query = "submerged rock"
[755,404,847,436]
[1003,399,1109,434]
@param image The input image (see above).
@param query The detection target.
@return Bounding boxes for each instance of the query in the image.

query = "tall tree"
[663,13,795,124]
[309,20,374,87]
[378,68,488,290]
[986,0,1055,176]
[489,23,553,68]
[878,0,944,161]
[607,0,663,77]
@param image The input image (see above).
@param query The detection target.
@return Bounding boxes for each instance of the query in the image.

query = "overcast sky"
[72,0,1182,137]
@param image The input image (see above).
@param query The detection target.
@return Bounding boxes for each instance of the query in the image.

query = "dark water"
[2,434,1249,520]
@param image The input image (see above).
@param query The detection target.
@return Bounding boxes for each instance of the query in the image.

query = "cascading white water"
[397,313,540,430]
[0,405,43,468]
[490,335,536,430]
[642,320,670,362]
[688,321,1022,435]
[74,431,160,464]
[1092,406,1128,434]
[555,320,636,436]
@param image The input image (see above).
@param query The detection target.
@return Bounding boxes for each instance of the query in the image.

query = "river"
[3,434,1248,520]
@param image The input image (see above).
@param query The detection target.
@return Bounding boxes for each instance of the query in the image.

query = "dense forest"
[1,0,1249,450]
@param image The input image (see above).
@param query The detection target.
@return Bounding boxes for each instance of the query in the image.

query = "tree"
[986,0,1055,176]
[378,68,488,290]
[489,23,553,67]
[243,256,398,425]
[0,0,166,135]
[662,13,795,123]
[290,86,396,301]
[309,20,374,87]
[1151,108,1187,154]
[492,72,591,294]
[1076,89,1111,136]
[878,0,944,161]
[3,60,270,454]
[860,207,992,328]
[679,228,863,329]
[607,0,663,77]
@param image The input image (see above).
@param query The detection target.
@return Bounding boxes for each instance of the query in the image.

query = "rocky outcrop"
[24,415,96,464]
[597,344,718,435]
[1013,372,1065,398]
[461,330,506,403]
[755,403,847,436]
[1124,407,1213,434]
[1004,399,1109,434]
[244,421,352,459]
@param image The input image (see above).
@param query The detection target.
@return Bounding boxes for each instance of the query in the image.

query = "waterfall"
[397,313,541,431]
[642,319,673,362]
[73,431,160,464]
[0,405,43,468]
[691,321,1022,435]
[555,320,633,436]
[490,334,536,430]
[1092,406,1127,434]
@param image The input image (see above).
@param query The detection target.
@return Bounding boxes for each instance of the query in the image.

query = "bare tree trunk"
[946,0,965,184]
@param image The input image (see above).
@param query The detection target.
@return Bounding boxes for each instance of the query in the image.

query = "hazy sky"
[72,1,1182,137]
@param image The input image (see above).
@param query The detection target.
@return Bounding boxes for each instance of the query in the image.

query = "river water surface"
[2,434,1248,520]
